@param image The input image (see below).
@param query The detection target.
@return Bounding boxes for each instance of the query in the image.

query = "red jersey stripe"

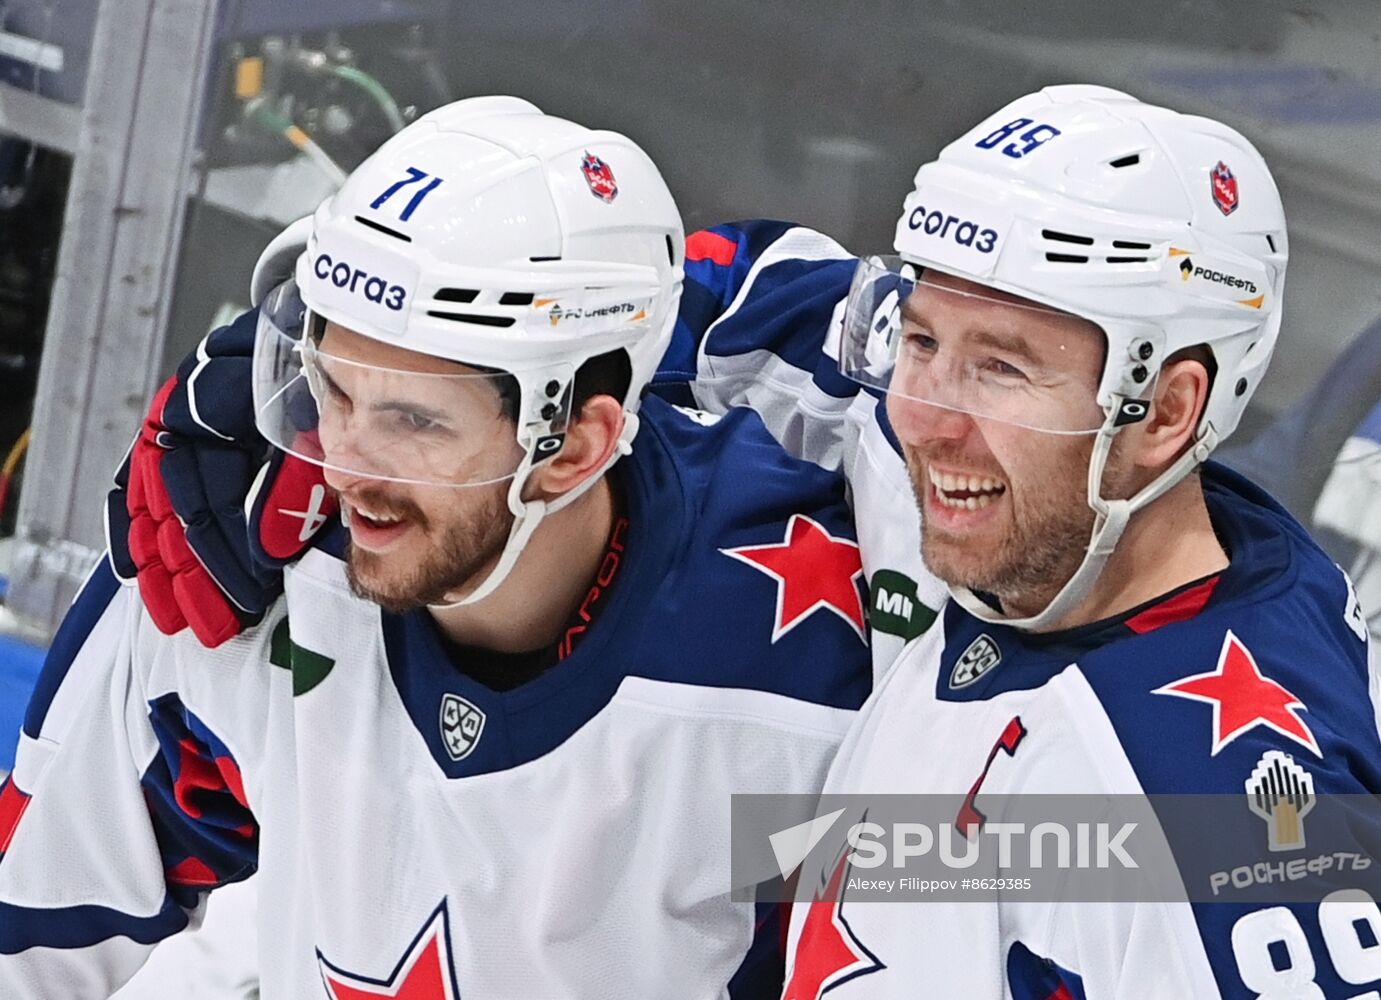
[0,778,32,854]
[168,856,219,886]
[1126,575,1222,635]
[687,230,738,267]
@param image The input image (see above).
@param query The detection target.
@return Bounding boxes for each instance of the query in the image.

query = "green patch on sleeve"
[269,617,336,696]
[868,569,938,641]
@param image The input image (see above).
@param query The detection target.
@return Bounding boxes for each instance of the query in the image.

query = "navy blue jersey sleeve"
[0,562,258,996]
[1079,478,1381,998]
[728,897,792,1000]
[654,221,870,472]
[624,396,874,712]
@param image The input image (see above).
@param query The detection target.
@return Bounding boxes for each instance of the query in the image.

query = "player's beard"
[905,434,1135,613]
[342,481,514,613]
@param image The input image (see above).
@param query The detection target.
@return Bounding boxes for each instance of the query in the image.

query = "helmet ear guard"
[510,368,572,467]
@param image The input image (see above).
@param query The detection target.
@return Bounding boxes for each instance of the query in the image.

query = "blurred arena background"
[0,0,1378,773]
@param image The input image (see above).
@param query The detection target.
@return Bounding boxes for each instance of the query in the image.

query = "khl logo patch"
[951,633,1001,688]
[439,693,486,762]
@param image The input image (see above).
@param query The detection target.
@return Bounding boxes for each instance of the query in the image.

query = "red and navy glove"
[105,307,336,647]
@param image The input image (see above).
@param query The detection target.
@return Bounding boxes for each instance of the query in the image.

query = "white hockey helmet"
[252,95,684,604]
[843,84,1288,628]
[892,83,1285,439]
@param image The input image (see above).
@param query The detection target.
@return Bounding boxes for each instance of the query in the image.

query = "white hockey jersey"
[668,220,1381,999]
[0,395,874,999]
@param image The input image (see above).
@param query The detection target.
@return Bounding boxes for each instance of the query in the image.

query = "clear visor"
[840,256,1144,434]
[252,279,570,487]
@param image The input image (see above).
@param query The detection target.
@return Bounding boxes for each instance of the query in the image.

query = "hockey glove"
[105,307,335,647]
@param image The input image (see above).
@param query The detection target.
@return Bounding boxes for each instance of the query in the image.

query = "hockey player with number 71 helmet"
[0,98,875,998]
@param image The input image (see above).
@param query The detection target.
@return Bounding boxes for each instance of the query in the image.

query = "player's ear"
[1128,348,1212,472]
[524,395,625,501]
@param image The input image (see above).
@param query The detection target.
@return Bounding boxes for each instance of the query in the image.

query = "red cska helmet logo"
[1211,161,1239,216]
[581,151,618,203]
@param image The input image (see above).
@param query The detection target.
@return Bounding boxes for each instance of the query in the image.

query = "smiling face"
[311,322,526,610]
[885,273,1135,609]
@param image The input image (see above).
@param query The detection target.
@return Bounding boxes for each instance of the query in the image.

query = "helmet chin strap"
[428,411,640,610]
[950,401,1217,632]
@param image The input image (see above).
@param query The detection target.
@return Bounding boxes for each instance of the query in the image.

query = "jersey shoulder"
[660,220,858,397]
[627,395,872,712]
[22,558,307,750]
[1081,465,1378,797]
[1073,471,1381,1000]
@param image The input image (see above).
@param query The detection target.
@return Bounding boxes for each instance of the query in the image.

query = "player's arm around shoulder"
[643,397,874,726]
[655,221,869,474]
[0,559,276,996]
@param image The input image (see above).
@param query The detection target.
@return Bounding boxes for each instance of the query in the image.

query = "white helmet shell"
[892,83,1287,446]
[295,95,683,422]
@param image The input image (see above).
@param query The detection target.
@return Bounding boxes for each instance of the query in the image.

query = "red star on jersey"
[1153,629,1320,757]
[721,514,867,643]
[319,902,459,1000]
[784,851,884,999]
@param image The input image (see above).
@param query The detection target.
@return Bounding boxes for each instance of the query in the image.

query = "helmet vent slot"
[1113,240,1152,250]
[435,288,479,303]
[1106,256,1149,264]
[500,292,534,306]
[530,255,562,263]
[355,217,412,243]
[1042,229,1095,246]
[1046,253,1090,264]
[1108,153,1141,168]
[426,311,515,328]
[1266,234,1277,254]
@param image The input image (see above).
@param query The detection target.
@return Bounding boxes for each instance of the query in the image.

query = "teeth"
[933,491,999,510]
[353,504,401,525]
[927,466,1006,509]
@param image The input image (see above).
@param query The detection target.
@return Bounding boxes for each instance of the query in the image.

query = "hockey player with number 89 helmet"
[838,83,1288,630]
[779,86,1379,999]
